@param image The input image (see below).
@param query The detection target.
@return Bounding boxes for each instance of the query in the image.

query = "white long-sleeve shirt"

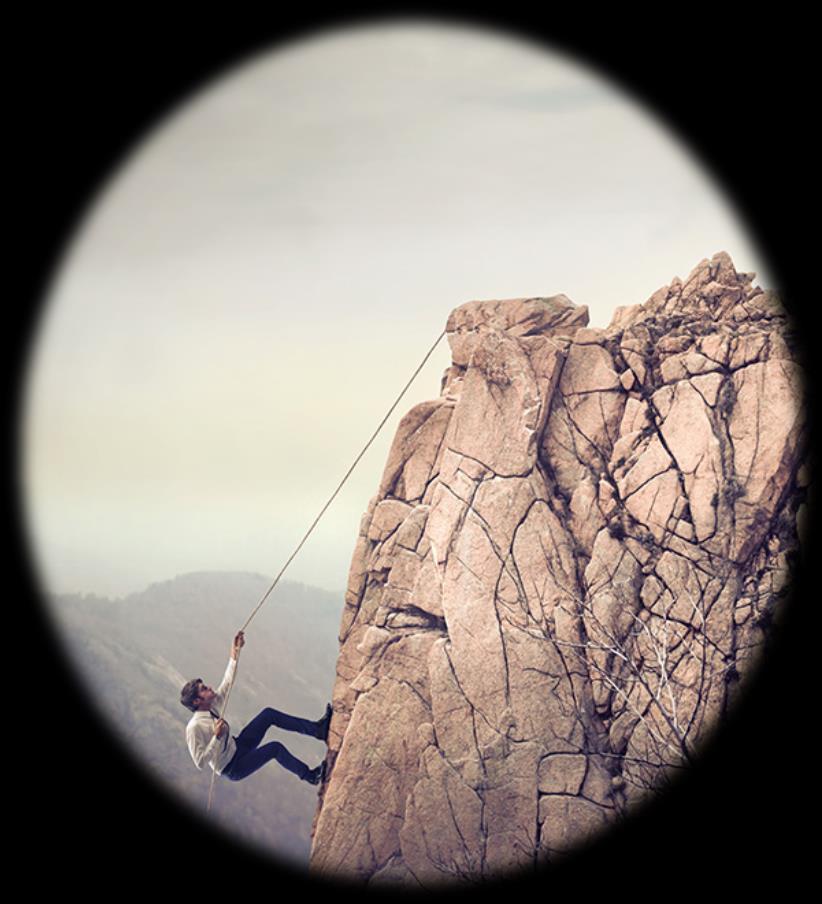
[185,657,238,775]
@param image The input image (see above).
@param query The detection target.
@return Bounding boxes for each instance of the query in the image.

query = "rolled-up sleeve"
[214,657,237,704]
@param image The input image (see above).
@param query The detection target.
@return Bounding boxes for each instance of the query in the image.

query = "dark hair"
[180,678,203,712]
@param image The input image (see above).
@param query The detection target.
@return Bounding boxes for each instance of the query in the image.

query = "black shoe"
[315,703,332,742]
[304,760,327,786]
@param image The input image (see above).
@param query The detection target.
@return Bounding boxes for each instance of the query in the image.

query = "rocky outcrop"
[309,253,808,887]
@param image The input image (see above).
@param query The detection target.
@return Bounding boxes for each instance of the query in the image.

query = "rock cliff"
[309,252,808,887]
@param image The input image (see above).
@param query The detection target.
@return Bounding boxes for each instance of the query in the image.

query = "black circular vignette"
[10,6,815,897]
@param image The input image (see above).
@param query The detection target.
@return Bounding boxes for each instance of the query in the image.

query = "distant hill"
[49,572,342,867]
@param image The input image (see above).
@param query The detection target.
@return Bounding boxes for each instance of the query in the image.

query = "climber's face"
[194,680,216,709]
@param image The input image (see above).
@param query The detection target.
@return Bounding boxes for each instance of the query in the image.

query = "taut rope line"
[207,328,446,811]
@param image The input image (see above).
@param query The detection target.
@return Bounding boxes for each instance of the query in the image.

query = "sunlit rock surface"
[309,253,807,887]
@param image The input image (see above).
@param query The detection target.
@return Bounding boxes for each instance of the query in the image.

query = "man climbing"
[180,630,331,785]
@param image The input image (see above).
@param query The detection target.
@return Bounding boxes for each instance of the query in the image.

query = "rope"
[206,328,446,811]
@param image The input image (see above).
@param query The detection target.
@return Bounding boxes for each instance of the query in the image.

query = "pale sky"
[21,20,772,600]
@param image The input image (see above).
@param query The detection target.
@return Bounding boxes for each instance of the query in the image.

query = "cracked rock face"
[309,252,807,888]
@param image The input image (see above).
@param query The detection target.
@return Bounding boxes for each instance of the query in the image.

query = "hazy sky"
[22,21,772,600]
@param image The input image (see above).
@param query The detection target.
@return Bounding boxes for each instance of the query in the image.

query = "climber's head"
[180,678,215,712]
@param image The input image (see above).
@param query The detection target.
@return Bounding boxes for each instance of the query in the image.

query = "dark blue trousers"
[221,707,320,782]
